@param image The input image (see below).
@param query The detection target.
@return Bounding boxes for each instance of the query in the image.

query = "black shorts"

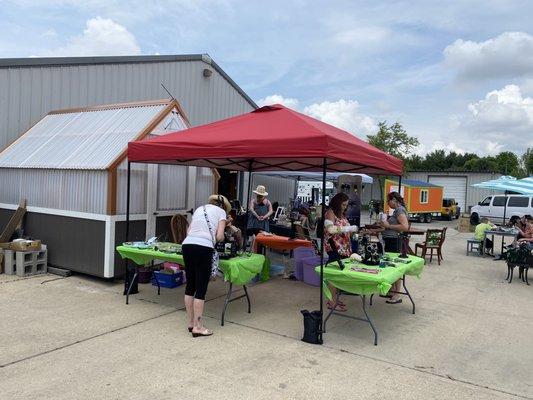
[182,244,214,300]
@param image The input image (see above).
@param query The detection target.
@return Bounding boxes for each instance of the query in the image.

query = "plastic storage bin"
[293,247,316,281]
[152,270,184,288]
[302,255,328,287]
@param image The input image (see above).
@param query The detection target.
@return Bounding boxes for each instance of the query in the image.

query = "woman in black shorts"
[182,194,231,337]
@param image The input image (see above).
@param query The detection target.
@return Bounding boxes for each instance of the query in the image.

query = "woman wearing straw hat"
[182,194,231,337]
[247,185,273,235]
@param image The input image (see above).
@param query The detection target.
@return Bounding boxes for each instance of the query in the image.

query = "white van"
[470,195,533,224]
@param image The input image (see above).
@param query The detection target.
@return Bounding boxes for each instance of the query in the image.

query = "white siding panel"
[195,167,214,207]
[157,165,188,210]
[116,159,147,214]
[0,168,106,213]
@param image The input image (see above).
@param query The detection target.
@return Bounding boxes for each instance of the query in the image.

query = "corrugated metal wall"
[250,174,297,207]
[195,167,215,206]
[157,164,188,210]
[116,160,147,214]
[0,60,254,151]
[0,168,107,213]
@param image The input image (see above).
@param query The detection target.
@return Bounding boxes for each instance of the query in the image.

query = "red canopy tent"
[125,104,403,343]
[128,104,402,174]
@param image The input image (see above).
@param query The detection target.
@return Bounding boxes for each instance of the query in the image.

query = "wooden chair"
[415,227,447,265]
[170,214,189,244]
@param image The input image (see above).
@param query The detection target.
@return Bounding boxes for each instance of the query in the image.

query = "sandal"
[188,327,193,333]
[326,301,347,312]
[192,328,213,338]
[386,298,402,304]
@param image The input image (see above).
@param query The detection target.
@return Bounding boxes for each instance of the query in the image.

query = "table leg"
[361,295,378,346]
[323,291,378,345]
[220,282,253,326]
[389,275,415,314]
[322,292,339,333]
[152,270,161,295]
[243,284,251,313]
[221,282,233,326]
[125,269,138,305]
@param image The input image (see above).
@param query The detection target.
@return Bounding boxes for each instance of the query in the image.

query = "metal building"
[0,54,256,151]
[0,55,256,277]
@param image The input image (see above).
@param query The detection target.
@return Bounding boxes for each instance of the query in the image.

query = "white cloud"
[303,99,377,138]
[444,32,533,81]
[467,84,533,129]
[255,96,376,138]
[427,141,466,155]
[256,94,299,109]
[49,17,140,56]
[485,141,504,155]
[452,84,533,154]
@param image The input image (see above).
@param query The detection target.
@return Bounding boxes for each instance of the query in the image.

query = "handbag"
[203,206,220,277]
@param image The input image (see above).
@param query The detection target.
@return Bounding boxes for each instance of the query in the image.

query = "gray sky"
[1,0,532,156]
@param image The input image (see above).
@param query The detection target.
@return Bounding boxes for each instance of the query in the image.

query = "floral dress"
[324,215,352,258]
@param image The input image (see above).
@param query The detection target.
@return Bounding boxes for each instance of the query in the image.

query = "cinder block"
[4,246,47,277]
[3,249,15,275]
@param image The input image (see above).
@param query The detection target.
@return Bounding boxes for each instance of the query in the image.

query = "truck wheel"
[470,213,479,225]
[418,214,425,223]
[447,212,453,221]
[425,214,432,223]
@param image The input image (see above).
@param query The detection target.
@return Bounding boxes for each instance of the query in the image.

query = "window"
[480,197,492,206]
[420,189,428,204]
[508,196,530,207]
[492,196,507,207]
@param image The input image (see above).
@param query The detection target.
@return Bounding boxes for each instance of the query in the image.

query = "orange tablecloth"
[253,233,313,252]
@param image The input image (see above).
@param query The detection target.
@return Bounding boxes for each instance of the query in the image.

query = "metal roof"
[0,101,184,170]
[390,179,441,188]
[0,54,258,110]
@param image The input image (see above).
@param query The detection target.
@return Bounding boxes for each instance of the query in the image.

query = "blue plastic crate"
[152,270,183,288]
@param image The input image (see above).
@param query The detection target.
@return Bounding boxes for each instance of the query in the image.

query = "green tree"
[367,121,420,160]
[521,148,533,176]
[424,150,448,170]
[404,154,425,172]
[494,151,520,176]
[464,157,498,171]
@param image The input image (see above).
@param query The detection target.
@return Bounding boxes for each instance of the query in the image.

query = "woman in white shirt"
[182,194,231,337]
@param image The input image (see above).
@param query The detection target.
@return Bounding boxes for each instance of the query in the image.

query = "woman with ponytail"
[379,191,409,304]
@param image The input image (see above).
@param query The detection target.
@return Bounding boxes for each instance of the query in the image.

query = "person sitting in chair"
[475,217,496,255]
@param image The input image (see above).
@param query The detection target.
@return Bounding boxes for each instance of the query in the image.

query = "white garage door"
[428,176,467,211]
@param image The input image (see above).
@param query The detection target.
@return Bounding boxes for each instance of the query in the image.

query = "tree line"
[367,121,533,177]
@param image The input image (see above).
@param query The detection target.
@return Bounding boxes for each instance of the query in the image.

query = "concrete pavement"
[1,220,532,399]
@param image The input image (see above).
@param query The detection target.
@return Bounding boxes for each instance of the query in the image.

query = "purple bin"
[293,247,316,281]
[302,255,328,287]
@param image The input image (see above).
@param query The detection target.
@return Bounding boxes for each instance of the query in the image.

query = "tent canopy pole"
[244,160,254,251]
[319,157,327,344]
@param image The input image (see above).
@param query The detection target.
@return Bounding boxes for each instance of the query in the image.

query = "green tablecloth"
[116,246,265,286]
[314,253,424,299]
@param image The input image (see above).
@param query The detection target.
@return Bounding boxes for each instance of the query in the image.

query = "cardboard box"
[0,240,42,251]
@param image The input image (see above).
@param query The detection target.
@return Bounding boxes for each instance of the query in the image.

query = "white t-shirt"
[182,204,227,248]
